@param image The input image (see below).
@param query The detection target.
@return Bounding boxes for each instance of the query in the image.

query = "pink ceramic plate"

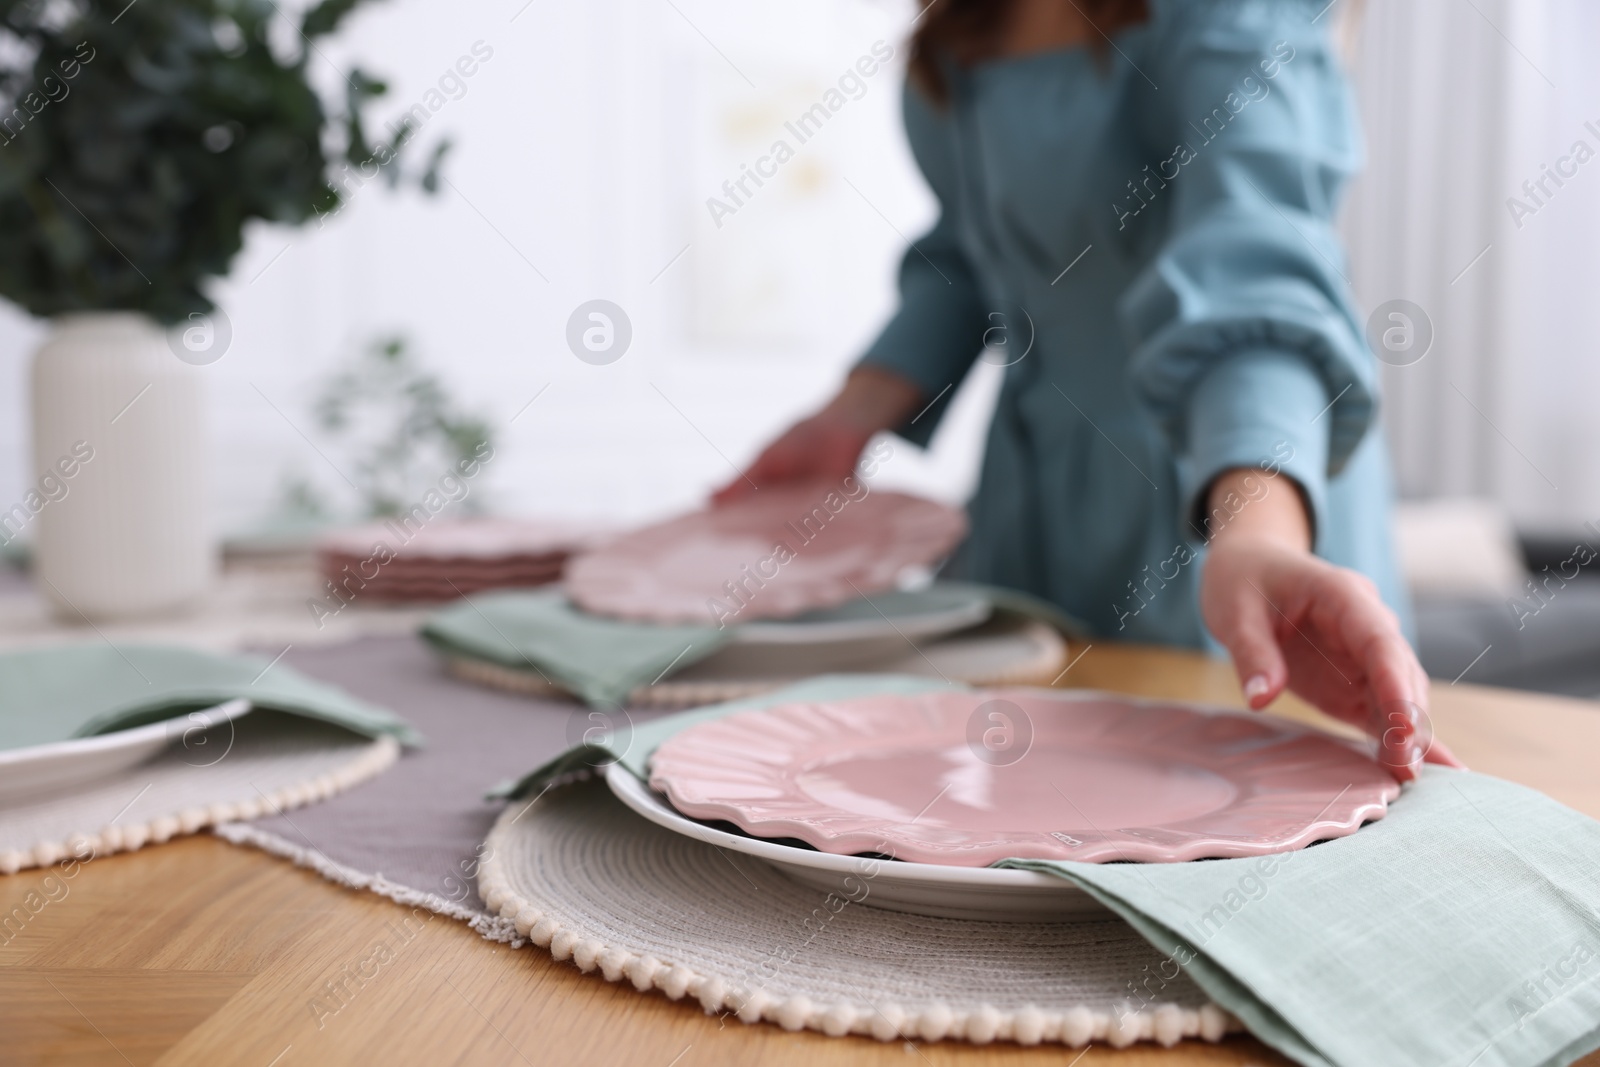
[317,517,604,560]
[565,482,967,624]
[648,689,1400,866]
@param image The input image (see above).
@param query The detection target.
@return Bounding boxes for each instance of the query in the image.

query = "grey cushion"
[1415,579,1600,697]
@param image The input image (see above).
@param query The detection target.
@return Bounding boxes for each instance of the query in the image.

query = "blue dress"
[858,0,1407,647]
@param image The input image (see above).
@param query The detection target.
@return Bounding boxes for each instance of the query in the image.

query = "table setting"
[488,673,1600,1064]
[8,0,1600,1061]
[5,484,1600,1067]
[455,483,1600,1064]
[421,483,1077,707]
[0,644,417,874]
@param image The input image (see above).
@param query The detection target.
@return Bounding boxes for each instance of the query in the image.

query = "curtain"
[1341,0,1600,532]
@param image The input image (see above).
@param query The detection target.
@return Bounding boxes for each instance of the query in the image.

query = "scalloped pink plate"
[565,482,966,624]
[648,689,1400,866]
[317,516,605,560]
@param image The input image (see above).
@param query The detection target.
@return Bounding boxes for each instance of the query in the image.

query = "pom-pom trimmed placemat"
[478,777,1239,1050]
[0,710,397,874]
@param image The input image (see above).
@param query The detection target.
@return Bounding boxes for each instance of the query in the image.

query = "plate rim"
[732,588,992,646]
[605,761,1076,890]
[0,697,253,768]
[646,687,1398,866]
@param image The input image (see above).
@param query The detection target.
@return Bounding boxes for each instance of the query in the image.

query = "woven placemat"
[0,710,397,874]
[198,639,1232,1050]
[478,777,1239,1050]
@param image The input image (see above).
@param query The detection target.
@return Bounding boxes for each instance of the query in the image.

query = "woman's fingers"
[710,430,811,505]
[710,459,771,504]
[1220,586,1291,711]
[1201,514,1459,784]
[711,415,875,507]
[1308,570,1475,781]
[710,476,755,506]
[1367,634,1426,776]
[1277,626,1368,722]
[1299,572,1422,778]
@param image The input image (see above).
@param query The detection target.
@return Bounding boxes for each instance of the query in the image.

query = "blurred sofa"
[1402,499,1600,698]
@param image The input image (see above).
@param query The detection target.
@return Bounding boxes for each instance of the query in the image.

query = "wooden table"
[5,642,1600,1067]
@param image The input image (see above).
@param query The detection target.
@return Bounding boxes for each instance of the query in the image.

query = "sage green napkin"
[495,673,948,797]
[422,581,1084,709]
[1003,770,1600,1067]
[421,589,733,708]
[0,643,421,750]
[499,675,1600,1067]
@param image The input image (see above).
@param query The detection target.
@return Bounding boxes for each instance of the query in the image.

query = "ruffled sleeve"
[856,84,991,446]
[1122,0,1373,546]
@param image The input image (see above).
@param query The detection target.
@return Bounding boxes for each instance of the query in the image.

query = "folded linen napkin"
[498,675,1600,1067]
[421,588,733,708]
[0,643,421,750]
[422,581,1083,709]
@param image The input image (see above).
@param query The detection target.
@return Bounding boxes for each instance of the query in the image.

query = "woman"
[718,0,1458,776]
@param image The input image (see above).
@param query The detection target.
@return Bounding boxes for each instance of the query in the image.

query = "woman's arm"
[1200,467,1462,780]
[1119,4,1448,771]
[715,83,990,503]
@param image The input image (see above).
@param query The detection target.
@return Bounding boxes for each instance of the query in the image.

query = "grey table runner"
[226,635,677,915]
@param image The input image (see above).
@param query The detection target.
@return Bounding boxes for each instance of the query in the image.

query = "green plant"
[0,0,445,322]
[306,334,494,519]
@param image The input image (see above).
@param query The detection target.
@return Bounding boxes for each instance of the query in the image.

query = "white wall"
[20,1,1592,541]
[0,0,1000,539]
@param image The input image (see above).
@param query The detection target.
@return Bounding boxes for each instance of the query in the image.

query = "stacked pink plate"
[646,689,1399,866]
[316,517,604,602]
[610,688,1404,919]
[565,482,968,624]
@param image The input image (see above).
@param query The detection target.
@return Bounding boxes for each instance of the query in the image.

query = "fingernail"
[1243,674,1271,706]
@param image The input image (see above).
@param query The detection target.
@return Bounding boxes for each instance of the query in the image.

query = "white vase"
[29,311,214,620]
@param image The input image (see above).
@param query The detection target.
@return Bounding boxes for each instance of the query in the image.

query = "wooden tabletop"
[6,641,1600,1067]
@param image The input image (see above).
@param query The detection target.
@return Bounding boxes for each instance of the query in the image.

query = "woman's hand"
[1199,468,1464,781]
[712,367,924,505]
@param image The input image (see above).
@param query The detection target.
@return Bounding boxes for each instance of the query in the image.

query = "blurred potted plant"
[274,334,495,526]
[0,0,444,618]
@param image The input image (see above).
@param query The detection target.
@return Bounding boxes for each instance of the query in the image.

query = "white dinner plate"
[732,586,991,646]
[605,762,1108,922]
[0,699,253,805]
